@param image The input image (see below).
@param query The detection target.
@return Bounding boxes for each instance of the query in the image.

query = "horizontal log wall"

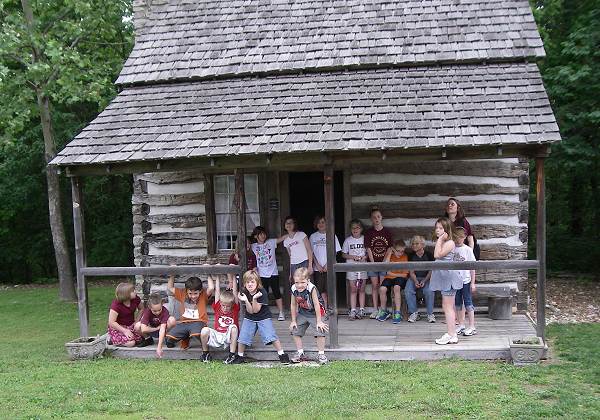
[350,158,530,310]
[132,171,229,297]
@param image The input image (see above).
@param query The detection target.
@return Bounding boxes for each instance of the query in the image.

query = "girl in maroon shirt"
[107,282,144,347]
[444,197,480,260]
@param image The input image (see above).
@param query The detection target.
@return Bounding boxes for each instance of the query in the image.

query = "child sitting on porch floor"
[139,293,176,358]
[453,227,477,336]
[377,239,409,324]
[289,267,329,364]
[165,274,213,350]
[200,274,240,364]
[107,282,144,347]
[342,219,368,319]
[235,270,290,364]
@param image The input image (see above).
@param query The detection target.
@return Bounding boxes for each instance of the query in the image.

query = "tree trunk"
[37,90,76,301]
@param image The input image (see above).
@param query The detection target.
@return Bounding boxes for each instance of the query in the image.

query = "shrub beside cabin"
[51,0,559,341]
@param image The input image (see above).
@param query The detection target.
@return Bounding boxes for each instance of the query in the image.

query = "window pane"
[245,193,259,212]
[215,193,229,213]
[217,235,230,250]
[244,174,258,193]
[216,214,230,233]
[214,175,228,193]
[228,176,235,194]
[246,212,260,231]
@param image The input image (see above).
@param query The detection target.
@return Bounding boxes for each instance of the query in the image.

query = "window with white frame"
[214,174,260,251]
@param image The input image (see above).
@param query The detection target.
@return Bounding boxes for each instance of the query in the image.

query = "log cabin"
[51,0,558,360]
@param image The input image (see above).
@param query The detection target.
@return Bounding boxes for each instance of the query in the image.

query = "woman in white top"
[283,216,313,283]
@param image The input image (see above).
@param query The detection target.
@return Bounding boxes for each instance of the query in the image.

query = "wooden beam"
[235,169,248,274]
[61,144,551,177]
[203,175,216,256]
[71,177,89,338]
[536,157,546,340]
[324,165,339,348]
[334,260,539,272]
[81,265,242,276]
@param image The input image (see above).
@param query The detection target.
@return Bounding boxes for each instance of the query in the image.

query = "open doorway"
[288,171,347,308]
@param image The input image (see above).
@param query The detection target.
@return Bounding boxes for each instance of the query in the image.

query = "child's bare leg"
[200,327,210,351]
[275,298,283,313]
[349,283,358,309]
[237,343,246,355]
[229,325,238,353]
[393,285,401,312]
[293,335,303,351]
[123,340,136,347]
[378,286,388,310]
[370,276,380,309]
[442,295,457,336]
[272,339,283,352]
[167,316,177,330]
[140,324,153,338]
[359,283,366,308]
[467,309,475,329]
[316,336,326,352]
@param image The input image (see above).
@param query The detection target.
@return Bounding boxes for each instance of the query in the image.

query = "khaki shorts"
[291,314,327,338]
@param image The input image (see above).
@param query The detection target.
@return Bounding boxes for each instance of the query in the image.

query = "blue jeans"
[238,318,279,346]
[404,278,434,315]
[455,282,474,312]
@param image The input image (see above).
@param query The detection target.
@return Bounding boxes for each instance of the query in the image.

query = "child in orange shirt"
[376,239,409,324]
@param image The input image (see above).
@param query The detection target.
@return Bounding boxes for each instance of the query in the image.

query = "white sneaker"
[427,314,436,323]
[369,310,378,319]
[278,312,285,321]
[463,327,477,336]
[456,324,466,335]
[435,333,458,345]
[408,312,420,323]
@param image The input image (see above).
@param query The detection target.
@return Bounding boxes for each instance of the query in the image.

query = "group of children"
[107,200,480,361]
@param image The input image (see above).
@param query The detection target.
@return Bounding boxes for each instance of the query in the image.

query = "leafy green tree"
[531,0,600,271]
[0,0,133,296]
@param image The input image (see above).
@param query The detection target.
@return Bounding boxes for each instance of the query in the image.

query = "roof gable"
[118,0,545,85]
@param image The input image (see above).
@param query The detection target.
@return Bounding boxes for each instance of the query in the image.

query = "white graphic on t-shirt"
[183,307,199,319]
[217,315,234,329]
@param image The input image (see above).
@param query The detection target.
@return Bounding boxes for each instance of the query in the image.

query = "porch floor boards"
[106,314,535,361]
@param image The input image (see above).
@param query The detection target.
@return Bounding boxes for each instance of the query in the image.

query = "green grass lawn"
[0,285,598,419]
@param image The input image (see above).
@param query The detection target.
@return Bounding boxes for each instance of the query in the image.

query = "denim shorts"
[238,318,279,346]
[367,271,387,278]
[440,288,458,297]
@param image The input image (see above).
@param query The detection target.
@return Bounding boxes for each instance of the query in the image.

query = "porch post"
[234,169,248,274]
[71,177,89,337]
[324,165,338,348]
[535,157,546,339]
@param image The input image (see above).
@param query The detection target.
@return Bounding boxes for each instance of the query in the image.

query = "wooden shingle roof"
[52,0,559,168]
[52,63,558,166]
[117,0,545,85]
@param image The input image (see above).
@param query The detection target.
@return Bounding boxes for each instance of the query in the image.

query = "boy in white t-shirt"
[309,215,341,310]
[341,219,368,320]
[453,227,477,336]
[250,226,286,321]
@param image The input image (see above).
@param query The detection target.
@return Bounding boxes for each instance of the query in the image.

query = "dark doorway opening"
[288,171,347,308]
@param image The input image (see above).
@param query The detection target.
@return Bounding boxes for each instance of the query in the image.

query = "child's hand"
[123,329,134,339]
[317,321,329,332]
[156,346,163,358]
[238,292,248,302]
[253,291,263,300]
[439,232,448,241]
[322,265,327,272]
[289,321,297,332]
[471,283,476,293]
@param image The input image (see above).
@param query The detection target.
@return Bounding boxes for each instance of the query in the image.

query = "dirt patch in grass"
[529,273,600,324]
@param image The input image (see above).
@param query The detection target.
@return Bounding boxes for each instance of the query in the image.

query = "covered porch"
[106,314,536,361]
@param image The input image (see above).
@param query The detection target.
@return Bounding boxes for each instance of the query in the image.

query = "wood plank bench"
[476,283,518,320]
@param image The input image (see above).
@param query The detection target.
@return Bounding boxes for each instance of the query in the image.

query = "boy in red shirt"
[200,274,241,364]
[139,293,177,358]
